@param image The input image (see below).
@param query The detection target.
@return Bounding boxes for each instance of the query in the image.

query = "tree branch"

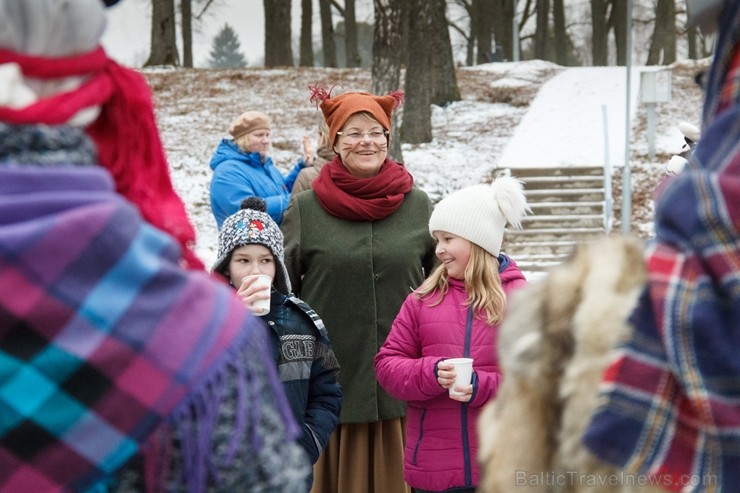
[330,0,344,17]
[195,0,217,20]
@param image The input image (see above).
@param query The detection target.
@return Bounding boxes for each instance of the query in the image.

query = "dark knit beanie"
[212,197,291,295]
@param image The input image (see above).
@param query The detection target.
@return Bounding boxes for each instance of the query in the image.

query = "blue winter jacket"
[209,139,304,228]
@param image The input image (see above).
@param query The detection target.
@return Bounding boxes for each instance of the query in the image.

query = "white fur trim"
[667,155,688,174]
[0,63,37,108]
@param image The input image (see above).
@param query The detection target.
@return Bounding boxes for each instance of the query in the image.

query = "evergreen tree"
[208,24,247,68]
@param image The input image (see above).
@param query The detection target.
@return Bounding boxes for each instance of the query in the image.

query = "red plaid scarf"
[583,8,740,491]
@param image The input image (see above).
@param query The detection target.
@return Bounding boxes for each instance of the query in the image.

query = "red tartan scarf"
[0,46,203,270]
[312,155,414,221]
[583,14,740,491]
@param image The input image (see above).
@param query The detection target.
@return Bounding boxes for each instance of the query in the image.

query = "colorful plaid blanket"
[0,165,294,492]
[583,5,740,492]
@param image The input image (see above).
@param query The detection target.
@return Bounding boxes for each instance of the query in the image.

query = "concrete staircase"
[501,166,613,273]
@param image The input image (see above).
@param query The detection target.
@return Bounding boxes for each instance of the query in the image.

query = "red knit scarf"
[0,47,204,270]
[312,156,414,221]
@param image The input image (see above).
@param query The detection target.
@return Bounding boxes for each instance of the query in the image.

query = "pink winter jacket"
[375,257,526,492]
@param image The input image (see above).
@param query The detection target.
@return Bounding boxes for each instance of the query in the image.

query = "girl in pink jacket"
[375,175,529,493]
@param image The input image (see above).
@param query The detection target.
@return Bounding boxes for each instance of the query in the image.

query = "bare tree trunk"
[664,0,676,64]
[534,0,549,60]
[343,0,362,67]
[610,0,627,65]
[319,0,337,67]
[687,25,698,59]
[552,0,567,65]
[646,0,675,65]
[402,0,433,144]
[300,0,314,66]
[373,0,404,162]
[492,0,515,61]
[474,0,494,64]
[264,0,293,66]
[145,0,179,67]
[449,0,475,65]
[590,0,608,65]
[400,0,411,69]
[181,0,193,67]
[430,0,460,105]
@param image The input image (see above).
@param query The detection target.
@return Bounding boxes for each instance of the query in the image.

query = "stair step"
[526,188,605,196]
[506,240,582,247]
[522,214,603,222]
[506,227,606,235]
[515,260,564,270]
[529,201,604,208]
[509,166,605,176]
[515,253,572,261]
[521,176,604,183]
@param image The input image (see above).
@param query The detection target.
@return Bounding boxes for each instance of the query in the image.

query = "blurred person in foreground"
[209,110,314,229]
[281,86,437,493]
[477,0,740,491]
[583,0,740,489]
[0,0,309,491]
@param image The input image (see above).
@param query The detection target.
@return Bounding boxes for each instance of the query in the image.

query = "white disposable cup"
[446,357,474,396]
[242,274,272,316]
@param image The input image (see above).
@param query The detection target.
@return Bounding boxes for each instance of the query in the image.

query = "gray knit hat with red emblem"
[212,197,291,295]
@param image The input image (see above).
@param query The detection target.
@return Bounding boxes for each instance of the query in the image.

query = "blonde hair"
[318,119,330,147]
[234,133,251,152]
[415,243,506,325]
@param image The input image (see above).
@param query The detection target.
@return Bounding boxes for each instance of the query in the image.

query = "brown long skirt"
[310,418,411,493]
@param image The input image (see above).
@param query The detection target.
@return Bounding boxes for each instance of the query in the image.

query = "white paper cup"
[446,357,473,396]
[242,274,272,316]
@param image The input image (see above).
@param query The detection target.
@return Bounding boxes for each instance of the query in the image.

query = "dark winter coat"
[209,139,304,228]
[375,257,526,491]
[262,291,342,465]
[282,188,437,424]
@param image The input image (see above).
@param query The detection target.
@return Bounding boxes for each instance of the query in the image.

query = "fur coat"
[476,236,666,493]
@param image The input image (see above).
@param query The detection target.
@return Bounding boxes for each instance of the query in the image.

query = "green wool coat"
[282,188,437,423]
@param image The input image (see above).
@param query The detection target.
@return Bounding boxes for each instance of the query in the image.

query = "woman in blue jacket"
[209,110,313,228]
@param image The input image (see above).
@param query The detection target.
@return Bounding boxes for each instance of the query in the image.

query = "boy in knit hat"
[213,197,343,487]
[375,175,529,493]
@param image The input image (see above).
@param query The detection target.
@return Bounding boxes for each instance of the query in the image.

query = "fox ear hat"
[429,175,530,257]
[308,83,404,145]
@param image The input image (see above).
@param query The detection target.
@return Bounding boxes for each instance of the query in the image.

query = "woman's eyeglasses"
[336,130,389,143]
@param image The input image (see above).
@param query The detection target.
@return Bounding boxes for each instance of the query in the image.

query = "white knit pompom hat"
[429,175,530,256]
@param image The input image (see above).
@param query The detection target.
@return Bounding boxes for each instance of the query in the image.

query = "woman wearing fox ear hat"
[282,85,437,493]
[0,0,310,491]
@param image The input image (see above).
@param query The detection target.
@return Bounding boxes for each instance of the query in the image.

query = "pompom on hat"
[429,175,530,257]
[309,83,404,145]
[229,111,271,140]
[213,197,291,295]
